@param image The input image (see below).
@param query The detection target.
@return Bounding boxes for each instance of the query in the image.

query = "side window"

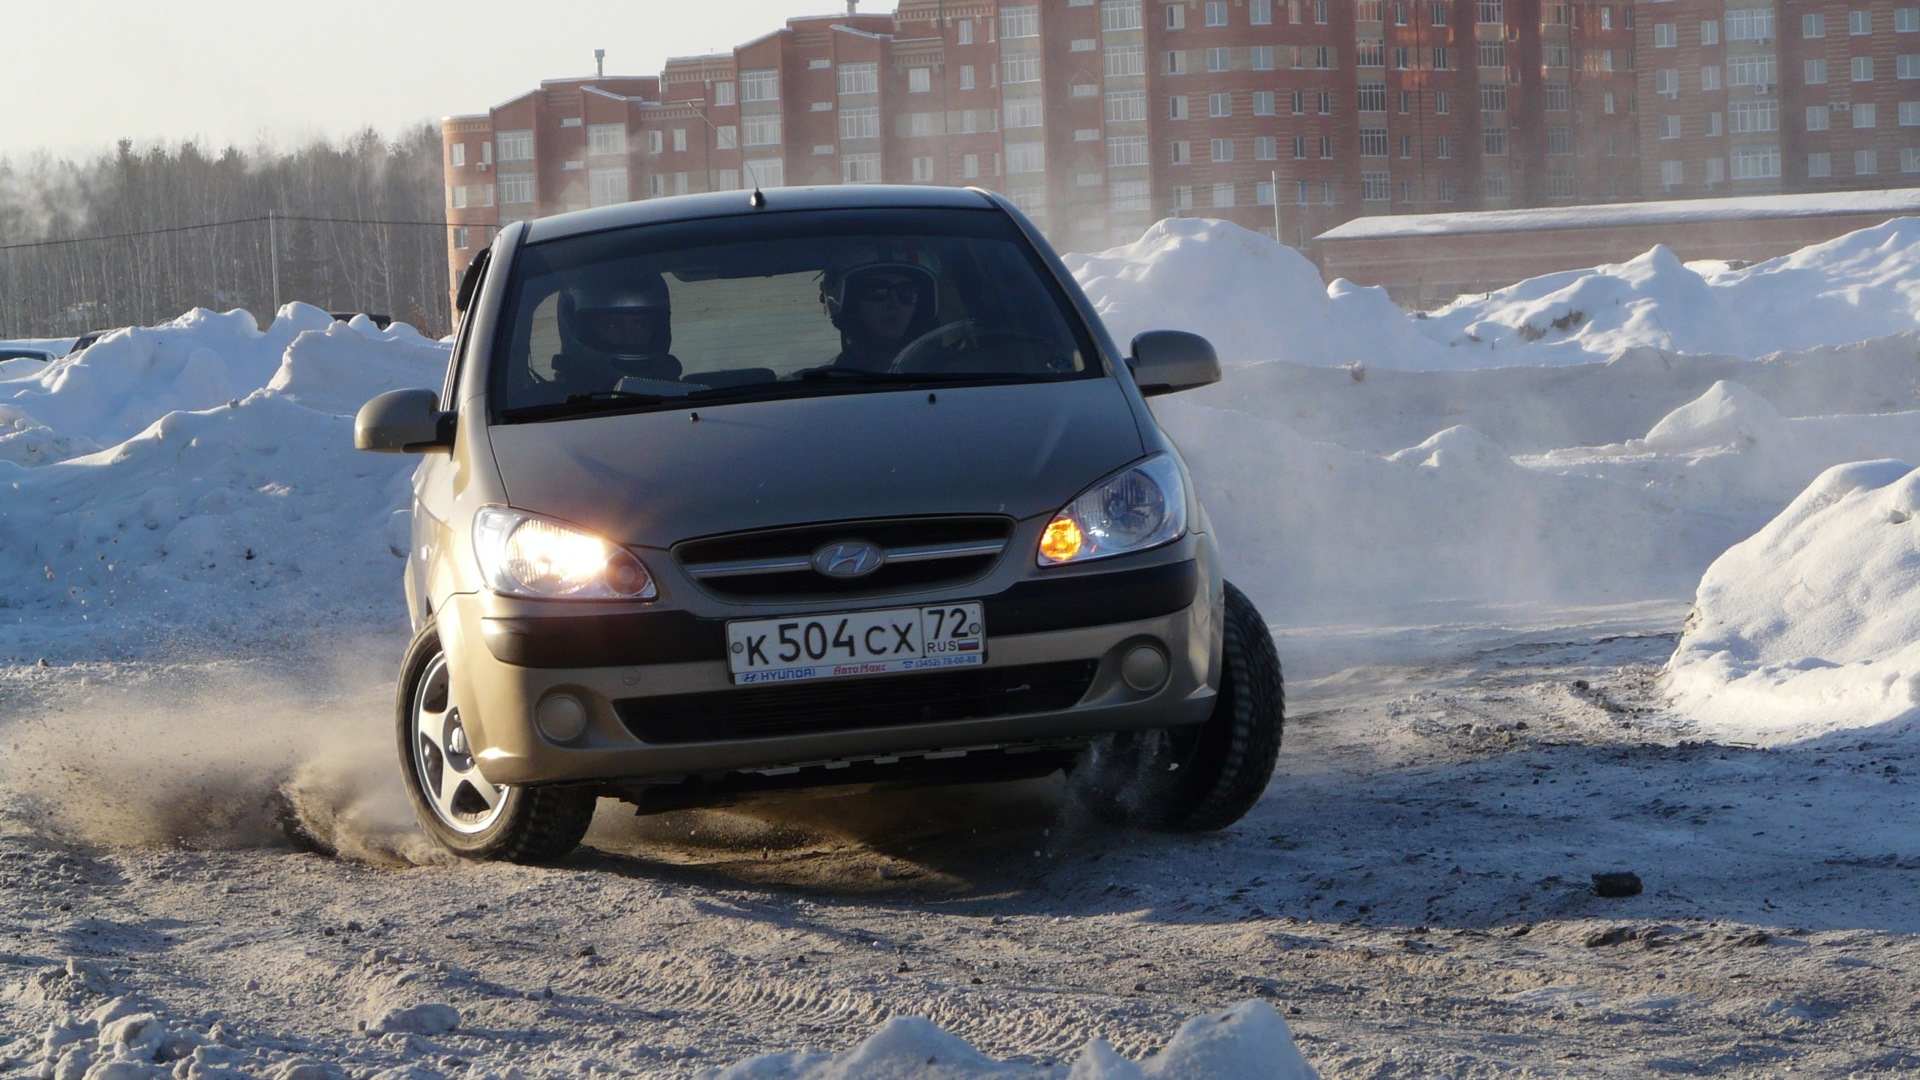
[445,249,492,406]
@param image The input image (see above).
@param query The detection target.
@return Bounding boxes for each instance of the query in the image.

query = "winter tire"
[1077,580,1284,831]
[397,618,596,862]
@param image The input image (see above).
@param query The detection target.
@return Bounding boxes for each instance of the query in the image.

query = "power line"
[0,213,490,252]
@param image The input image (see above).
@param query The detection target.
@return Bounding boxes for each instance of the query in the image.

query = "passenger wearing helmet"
[553,272,681,391]
[823,261,940,372]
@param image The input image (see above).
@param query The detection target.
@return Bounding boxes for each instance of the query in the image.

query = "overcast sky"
[5,0,856,162]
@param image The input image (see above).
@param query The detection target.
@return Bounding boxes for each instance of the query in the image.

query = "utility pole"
[268,210,281,314]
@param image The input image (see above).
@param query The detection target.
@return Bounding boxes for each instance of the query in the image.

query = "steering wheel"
[889,320,1068,375]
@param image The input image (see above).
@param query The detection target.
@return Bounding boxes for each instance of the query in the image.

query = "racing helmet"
[558,272,675,371]
[822,258,940,344]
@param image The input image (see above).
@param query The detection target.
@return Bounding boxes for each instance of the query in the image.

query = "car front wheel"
[1077,580,1284,831]
[397,619,596,862]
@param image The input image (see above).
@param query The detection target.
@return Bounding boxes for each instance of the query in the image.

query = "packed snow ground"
[4,217,1920,1076]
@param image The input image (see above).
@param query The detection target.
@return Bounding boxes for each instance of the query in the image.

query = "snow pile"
[1666,459,1920,744]
[1064,218,1455,369]
[0,305,444,656]
[1420,217,1920,362]
[703,1000,1316,1079]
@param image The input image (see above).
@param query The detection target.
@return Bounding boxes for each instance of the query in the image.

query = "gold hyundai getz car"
[355,186,1281,862]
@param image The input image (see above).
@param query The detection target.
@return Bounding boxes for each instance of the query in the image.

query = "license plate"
[726,602,985,684]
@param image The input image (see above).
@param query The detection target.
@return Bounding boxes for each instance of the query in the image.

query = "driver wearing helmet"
[553,272,681,391]
[822,260,940,372]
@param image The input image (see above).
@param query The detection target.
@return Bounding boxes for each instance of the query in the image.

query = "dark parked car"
[0,347,57,364]
[66,329,118,355]
[332,312,394,329]
[355,185,1283,862]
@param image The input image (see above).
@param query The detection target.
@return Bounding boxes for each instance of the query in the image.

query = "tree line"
[0,124,455,340]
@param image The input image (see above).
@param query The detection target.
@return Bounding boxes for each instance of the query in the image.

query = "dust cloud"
[0,641,441,867]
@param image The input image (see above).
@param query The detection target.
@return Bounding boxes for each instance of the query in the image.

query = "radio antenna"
[681,96,766,208]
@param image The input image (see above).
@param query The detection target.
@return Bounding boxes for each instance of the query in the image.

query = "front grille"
[676,515,1014,602]
[615,660,1098,744]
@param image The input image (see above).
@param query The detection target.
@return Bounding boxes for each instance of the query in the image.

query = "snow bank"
[1666,459,1920,744]
[1421,218,1920,362]
[701,1000,1317,1079]
[1065,218,1455,370]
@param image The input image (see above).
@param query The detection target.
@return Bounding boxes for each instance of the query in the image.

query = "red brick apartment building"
[1637,0,1920,197]
[439,1,1915,302]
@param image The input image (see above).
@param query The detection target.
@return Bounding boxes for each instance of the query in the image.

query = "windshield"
[490,207,1100,422]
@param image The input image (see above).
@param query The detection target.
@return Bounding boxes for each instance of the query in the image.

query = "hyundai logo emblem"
[812,540,885,579]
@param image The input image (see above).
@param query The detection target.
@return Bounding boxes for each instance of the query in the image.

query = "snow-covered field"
[4,218,1920,1077]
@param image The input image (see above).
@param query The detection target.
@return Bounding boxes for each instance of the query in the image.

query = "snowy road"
[6,633,1919,1077]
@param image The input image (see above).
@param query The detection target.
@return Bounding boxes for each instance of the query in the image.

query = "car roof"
[523,185,1005,245]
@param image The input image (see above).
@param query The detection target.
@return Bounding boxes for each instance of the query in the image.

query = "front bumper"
[439,550,1220,789]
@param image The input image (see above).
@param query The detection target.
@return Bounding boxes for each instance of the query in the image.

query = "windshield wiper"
[501,390,673,422]
[793,368,1052,385]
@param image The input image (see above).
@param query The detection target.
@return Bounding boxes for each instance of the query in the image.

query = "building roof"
[1316,189,1920,242]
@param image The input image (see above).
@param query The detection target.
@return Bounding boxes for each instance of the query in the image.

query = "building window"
[1900,54,1920,78]
[958,65,976,90]
[1728,54,1777,87]
[1905,148,1920,172]
[1003,53,1041,83]
[1255,136,1278,160]
[1206,1,1229,25]
[1808,151,1833,177]
[1165,50,1187,74]
[587,125,625,156]
[743,115,781,146]
[1432,2,1447,25]
[842,153,881,184]
[1110,181,1151,212]
[961,154,979,179]
[497,129,533,161]
[1806,58,1827,84]
[449,184,467,209]
[1007,141,1045,173]
[1169,95,1189,120]
[1361,171,1391,201]
[1700,66,1720,90]
[1207,47,1230,71]
[1807,105,1831,131]
[1850,9,1871,34]
[1546,82,1571,110]
[1701,20,1720,44]
[1001,5,1039,38]
[1854,102,1878,127]
[908,67,932,93]
[1853,56,1875,82]
[449,142,466,167]
[672,128,687,153]
[1655,23,1676,47]
[1548,125,1573,154]
[1102,0,1143,31]
[1320,135,1333,158]
[1730,146,1780,179]
[1105,45,1144,76]
[1481,82,1508,111]
[1292,135,1307,158]
[1252,46,1275,70]
[1477,0,1502,24]
[452,226,469,249]
[740,69,779,102]
[837,62,879,96]
[1358,38,1385,66]
[957,18,974,44]
[1360,127,1388,156]
[589,168,628,207]
[1170,140,1190,164]
[1436,133,1452,158]
[1856,149,1879,174]
[1804,13,1825,37]
[1211,138,1234,161]
[1108,135,1147,166]
[1707,111,1723,135]
[1167,2,1185,28]
[1484,174,1510,199]
[1661,114,1682,138]
[1359,82,1387,111]
[1251,0,1273,24]
[1899,7,1920,31]
[839,107,880,141]
[1107,90,1146,122]
[1212,182,1235,207]
[1318,88,1334,113]
[1291,90,1305,114]
[1660,160,1685,187]
[1656,69,1679,97]
[1254,91,1275,115]
[1604,91,1617,112]
[1725,8,1774,41]
[1209,91,1232,117]
[1004,99,1043,128]
[1729,101,1778,132]
[499,175,534,204]
[1478,40,1505,68]
[1433,46,1452,69]
[1902,101,1920,124]
[1484,126,1508,154]
[1435,89,1449,114]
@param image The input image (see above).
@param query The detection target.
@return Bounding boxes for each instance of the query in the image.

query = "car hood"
[485,379,1145,548]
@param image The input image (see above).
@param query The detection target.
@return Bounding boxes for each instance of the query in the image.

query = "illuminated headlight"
[473,507,656,600]
[1038,453,1188,566]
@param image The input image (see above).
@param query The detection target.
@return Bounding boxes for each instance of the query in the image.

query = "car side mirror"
[1128,330,1220,397]
[355,388,455,453]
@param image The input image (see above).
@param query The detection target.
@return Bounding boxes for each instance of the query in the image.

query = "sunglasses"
[855,282,921,305]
